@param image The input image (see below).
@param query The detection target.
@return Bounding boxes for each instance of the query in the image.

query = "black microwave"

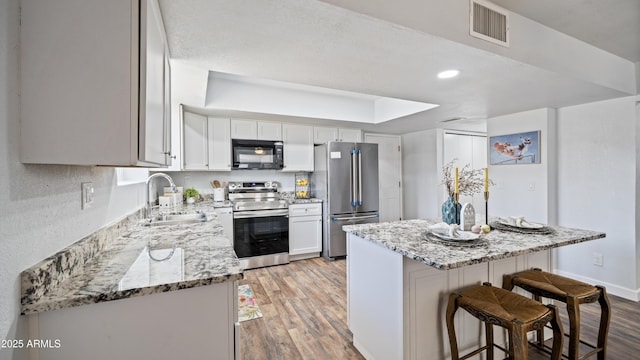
[232,139,284,170]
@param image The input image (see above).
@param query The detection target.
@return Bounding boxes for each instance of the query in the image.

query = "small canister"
[213,188,225,202]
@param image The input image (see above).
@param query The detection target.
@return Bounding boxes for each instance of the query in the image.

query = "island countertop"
[21,201,243,315]
[342,219,605,270]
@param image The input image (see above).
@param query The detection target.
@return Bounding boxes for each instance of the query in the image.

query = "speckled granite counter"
[21,201,242,315]
[288,198,323,204]
[278,191,322,204]
[342,219,605,270]
[344,219,606,359]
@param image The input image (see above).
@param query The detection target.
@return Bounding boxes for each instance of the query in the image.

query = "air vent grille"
[470,0,509,47]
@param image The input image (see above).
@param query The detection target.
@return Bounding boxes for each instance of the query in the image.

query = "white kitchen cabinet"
[230,119,258,139]
[208,118,232,171]
[339,128,363,142]
[29,281,238,360]
[313,126,362,144]
[282,124,314,172]
[182,110,231,171]
[289,203,322,260]
[231,119,282,140]
[20,0,171,167]
[257,121,282,140]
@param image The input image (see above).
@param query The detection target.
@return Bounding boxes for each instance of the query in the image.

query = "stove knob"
[265,181,272,188]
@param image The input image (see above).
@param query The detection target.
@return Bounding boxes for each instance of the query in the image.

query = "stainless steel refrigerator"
[312,142,379,260]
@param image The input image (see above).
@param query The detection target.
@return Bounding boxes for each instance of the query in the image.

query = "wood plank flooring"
[239,258,364,360]
[240,258,640,360]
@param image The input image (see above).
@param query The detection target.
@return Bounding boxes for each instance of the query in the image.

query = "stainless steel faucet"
[146,173,177,219]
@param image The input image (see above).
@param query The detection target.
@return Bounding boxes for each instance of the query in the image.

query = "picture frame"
[489,130,541,165]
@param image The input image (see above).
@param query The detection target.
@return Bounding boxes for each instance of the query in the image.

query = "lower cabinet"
[28,281,239,360]
[289,203,322,260]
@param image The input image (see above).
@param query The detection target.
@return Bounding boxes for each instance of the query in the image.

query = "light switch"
[81,182,94,209]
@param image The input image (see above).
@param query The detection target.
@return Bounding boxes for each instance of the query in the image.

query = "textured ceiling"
[159,0,637,134]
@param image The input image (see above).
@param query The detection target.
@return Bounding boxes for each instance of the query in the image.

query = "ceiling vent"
[470,0,509,47]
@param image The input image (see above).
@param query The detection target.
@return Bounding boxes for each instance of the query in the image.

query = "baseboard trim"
[554,269,640,301]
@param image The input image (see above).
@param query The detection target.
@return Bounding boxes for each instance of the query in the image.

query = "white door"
[443,132,487,221]
[364,134,402,222]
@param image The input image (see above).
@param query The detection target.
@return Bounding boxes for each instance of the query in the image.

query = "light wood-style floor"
[240,258,640,360]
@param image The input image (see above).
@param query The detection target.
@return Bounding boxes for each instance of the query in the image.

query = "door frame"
[364,133,403,221]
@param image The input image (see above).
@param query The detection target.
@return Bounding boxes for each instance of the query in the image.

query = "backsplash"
[163,170,301,195]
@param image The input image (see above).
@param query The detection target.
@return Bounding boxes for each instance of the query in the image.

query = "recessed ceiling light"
[437,70,460,79]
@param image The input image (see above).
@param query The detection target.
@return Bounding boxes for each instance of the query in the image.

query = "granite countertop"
[342,219,605,270]
[288,198,323,204]
[21,201,242,315]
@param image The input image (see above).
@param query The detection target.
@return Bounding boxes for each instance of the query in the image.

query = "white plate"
[427,228,480,241]
[497,218,545,229]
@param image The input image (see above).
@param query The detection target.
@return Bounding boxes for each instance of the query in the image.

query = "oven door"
[233,209,289,259]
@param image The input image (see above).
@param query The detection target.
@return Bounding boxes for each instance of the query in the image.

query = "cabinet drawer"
[289,203,322,217]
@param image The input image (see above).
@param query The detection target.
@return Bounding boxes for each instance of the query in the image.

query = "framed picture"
[489,130,541,165]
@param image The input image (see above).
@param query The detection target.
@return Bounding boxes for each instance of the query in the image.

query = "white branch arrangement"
[441,159,494,197]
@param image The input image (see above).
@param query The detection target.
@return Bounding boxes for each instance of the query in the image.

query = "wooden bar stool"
[503,268,611,360]
[446,282,563,360]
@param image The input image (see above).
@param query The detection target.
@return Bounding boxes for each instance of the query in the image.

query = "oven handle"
[233,209,289,219]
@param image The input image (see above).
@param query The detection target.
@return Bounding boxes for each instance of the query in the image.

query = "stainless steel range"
[228,181,289,270]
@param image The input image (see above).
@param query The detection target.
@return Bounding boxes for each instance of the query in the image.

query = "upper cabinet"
[231,119,282,140]
[282,124,314,172]
[20,0,171,167]
[182,110,231,171]
[313,126,362,144]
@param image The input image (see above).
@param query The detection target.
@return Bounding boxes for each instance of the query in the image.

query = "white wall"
[0,1,146,358]
[401,129,439,219]
[556,96,639,299]
[486,108,557,224]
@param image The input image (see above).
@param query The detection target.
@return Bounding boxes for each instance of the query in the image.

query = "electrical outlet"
[528,182,536,191]
[592,252,604,267]
[81,182,94,209]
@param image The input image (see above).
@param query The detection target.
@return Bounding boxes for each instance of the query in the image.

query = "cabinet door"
[313,126,338,144]
[182,112,209,170]
[208,117,232,171]
[257,121,282,141]
[339,128,362,142]
[282,124,314,172]
[289,215,322,255]
[139,0,169,165]
[230,119,257,139]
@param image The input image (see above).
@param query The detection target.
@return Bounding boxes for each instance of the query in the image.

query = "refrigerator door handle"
[351,149,358,206]
[331,214,380,221]
[357,149,363,206]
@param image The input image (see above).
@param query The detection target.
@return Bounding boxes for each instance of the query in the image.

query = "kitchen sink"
[143,212,207,226]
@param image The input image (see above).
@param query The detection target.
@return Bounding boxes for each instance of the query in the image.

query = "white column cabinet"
[282,124,314,172]
[289,203,322,260]
[182,111,231,171]
[20,0,171,167]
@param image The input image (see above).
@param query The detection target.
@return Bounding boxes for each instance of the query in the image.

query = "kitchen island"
[21,201,241,360]
[342,219,605,360]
